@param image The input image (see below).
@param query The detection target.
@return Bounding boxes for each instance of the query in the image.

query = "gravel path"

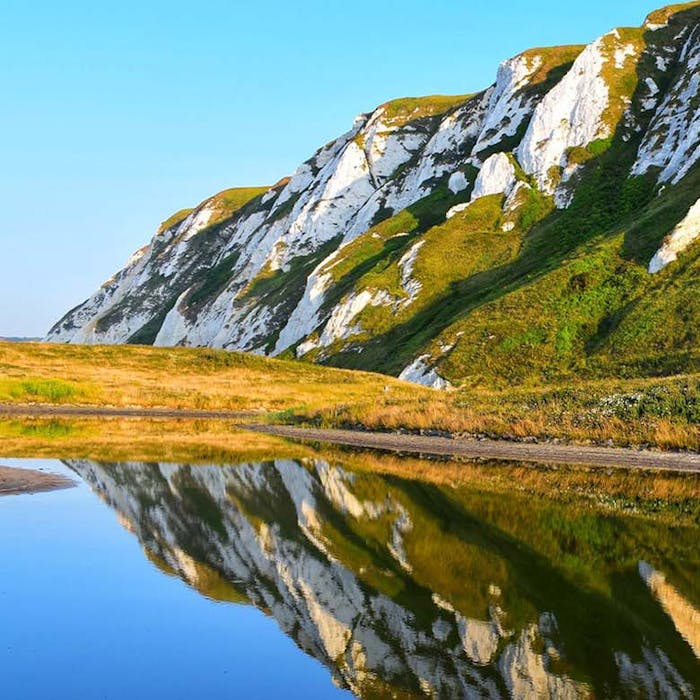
[249,425,700,473]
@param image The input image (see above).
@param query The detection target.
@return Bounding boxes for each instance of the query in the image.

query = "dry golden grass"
[2,342,698,451]
[0,417,311,464]
[315,449,700,526]
[312,377,700,451]
[336,448,699,506]
[0,341,425,412]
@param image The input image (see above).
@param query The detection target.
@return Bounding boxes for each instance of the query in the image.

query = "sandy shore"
[249,425,700,473]
[0,465,75,496]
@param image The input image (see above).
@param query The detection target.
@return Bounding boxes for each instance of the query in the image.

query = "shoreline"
[2,403,699,472]
[0,464,75,496]
[248,424,700,473]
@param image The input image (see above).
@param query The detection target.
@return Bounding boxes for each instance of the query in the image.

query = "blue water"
[1,457,698,699]
[0,459,349,700]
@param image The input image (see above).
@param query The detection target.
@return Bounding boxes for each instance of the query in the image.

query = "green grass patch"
[206,186,269,226]
[158,208,194,234]
[0,378,93,403]
[378,94,472,127]
[645,1,700,26]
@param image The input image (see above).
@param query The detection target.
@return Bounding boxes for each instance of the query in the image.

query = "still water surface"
[1,456,698,698]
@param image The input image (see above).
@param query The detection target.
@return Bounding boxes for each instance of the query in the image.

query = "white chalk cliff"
[48,3,700,388]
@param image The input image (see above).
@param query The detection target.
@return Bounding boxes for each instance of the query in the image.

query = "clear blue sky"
[0,0,667,336]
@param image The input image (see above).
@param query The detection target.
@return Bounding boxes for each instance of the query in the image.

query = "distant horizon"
[0,0,673,336]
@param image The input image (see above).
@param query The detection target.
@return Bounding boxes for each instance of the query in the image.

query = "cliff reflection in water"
[66,458,699,699]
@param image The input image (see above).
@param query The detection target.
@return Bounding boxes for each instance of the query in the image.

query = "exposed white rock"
[615,647,693,699]
[471,153,517,201]
[517,33,630,198]
[295,336,321,358]
[432,618,452,642]
[499,623,589,699]
[448,171,469,194]
[457,616,500,666]
[361,108,429,182]
[273,251,339,355]
[369,129,425,182]
[218,209,269,258]
[397,240,424,306]
[648,196,700,273]
[614,42,637,69]
[474,52,544,154]
[48,15,700,365]
[46,78,489,350]
[319,291,373,345]
[260,189,277,205]
[219,304,276,353]
[174,96,493,355]
[315,289,389,349]
[432,593,456,614]
[177,204,215,242]
[645,77,660,97]
[340,97,489,247]
[379,93,491,216]
[446,202,472,220]
[656,54,671,71]
[503,180,530,211]
[643,8,677,32]
[399,355,452,390]
[154,289,190,346]
[167,281,242,349]
[265,140,376,274]
[638,561,700,658]
[275,164,314,207]
[632,27,700,183]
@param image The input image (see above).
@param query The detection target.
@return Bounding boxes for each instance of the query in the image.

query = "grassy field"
[0,341,698,450]
[0,341,424,413]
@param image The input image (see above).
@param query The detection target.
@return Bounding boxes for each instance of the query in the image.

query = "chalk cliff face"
[65,458,698,699]
[49,3,700,388]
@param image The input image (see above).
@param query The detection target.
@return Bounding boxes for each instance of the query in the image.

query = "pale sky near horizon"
[0,0,669,336]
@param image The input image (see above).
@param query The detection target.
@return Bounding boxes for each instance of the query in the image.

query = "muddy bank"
[0,465,75,496]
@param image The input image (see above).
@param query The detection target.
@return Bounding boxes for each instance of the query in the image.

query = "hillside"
[48,3,700,389]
